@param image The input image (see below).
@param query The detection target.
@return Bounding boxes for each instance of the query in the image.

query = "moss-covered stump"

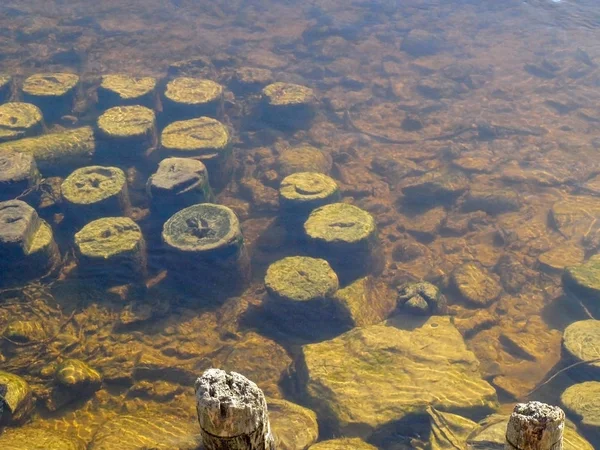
[452,263,502,307]
[0,152,40,201]
[0,126,95,176]
[466,414,594,450]
[159,117,232,188]
[397,281,448,315]
[0,200,59,284]
[162,203,249,294]
[230,67,273,95]
[0,371,33,425]
[268,398,319,450]
[277,144,332,177]
[0,102,44,142]
[146,157,214,218]
[309,439,377,450]
[279,172,340,221]
[332,276,397,328]
[304,203,380,282]
[61,166,131,223]
[74,217,147,285]
[261,82,316,129]
[297,315,498,440]
[22,73,79,122]
[263,256,341,340]
[563,255,600,316]
[96,105,157,162]
[97,74,157,109]
[0,426,86,450]
[562,319,600,380]
[162,77,223,120]
[561,382,600,447]
[88,411,201,450]
[0,74,12,102]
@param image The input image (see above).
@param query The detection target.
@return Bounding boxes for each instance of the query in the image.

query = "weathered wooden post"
[195,368,275,450]
[505,401,564,450]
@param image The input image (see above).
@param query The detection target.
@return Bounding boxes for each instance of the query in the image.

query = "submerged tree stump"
[505,401,564,450]
[195,369,275,450]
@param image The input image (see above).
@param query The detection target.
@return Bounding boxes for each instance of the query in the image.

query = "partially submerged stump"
[96,105,156,162]
[61,166,131,223]
[22,73,79,122]
[279,172,340,220]
[162,204,249,294]
[195,368,275,450]
[0,126,96,175]
[0,75,12,103]
[163,77,223,120]
[159,117,232,188]
[0,152,40,201]
[74,217,147,285]
[97,74,157,109]
[304,202,380,282]
[505,402,564,450]
[146,157,214,218]
[263,256,341,340]
[561,319,600,380]
[0,102,44,142]
[261,82,316,129]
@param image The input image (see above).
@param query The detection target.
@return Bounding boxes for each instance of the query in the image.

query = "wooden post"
[505,401,564,450]
[195,369,275,450]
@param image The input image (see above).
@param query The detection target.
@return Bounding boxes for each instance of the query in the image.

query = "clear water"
[0,0,599,448]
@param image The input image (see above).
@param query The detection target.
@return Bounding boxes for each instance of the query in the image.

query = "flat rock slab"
[268,398,319,450]
[561,381,600,442]
[563,255,600,315]
[551,196,600,240]
[562,319,600,378]
[0,426,86,450]
[452,263,502,307]
[298,316,498,438]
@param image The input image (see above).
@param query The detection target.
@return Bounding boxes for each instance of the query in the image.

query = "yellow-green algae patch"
[75,217,143,259]
[62,166,127,205]
[164,77,223,105]
[304,203,376,245]
[97,106,155,138]
[262,82,314,106]
[22,73,79,97]
[0,102,44,142]
[100,75,156,99]
[265,256,339,302]
[160,117,230,155]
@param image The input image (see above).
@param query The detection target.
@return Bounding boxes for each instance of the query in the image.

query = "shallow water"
[0,0,600,448]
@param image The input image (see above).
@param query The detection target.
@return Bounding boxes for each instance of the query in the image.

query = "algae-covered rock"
[0,126,96,175]
[0,152,40,201]
[309,438,377,449]
[277,144,332,177]
[97,74,157,109]
[268,398,319,450]
[88,411,201,450]
[562,319,600,379]
[563,255,600,316]
[55,359,102,392]
[551,196,600,240]
[0,426,86,450]
[332,276,396,327]
[61,166,131,222]
[146,157,214,217]
[230,67,273,95]
[561,381,600,445]
[0,74,12,102]
[162,203,249,292]
[465,413,594,450]
[3,319,47,343]
[22,72,79,121]
[0,102,44,142]
[279,172,340,218]
[402,172,469,205]
[397,281,448,315]
[427,407,478,450]
[74,217,146,284]
[0,370,33,424]
[461,188,521,215]
[96,105,156,161]
[163,77,223,119]
[262,82,316,129]
[452,263,502,307]
[298,315,498,439]
[538,245,584,273]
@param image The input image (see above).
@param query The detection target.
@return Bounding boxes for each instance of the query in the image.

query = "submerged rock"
[55,359,102,392]
[397,281,447,315]
[230,67,273,95]
[452,263,502,307]
[539,245,584,274]
[401,29,443,57]
[0,102,44,142]
[97,74,157,109]
[269,398,319,450]
[261,82,316,129]
[561,382,600,446]
[297,316,498,439]
[461,189,521,215]
[550,196,600,240]
[0,152,40,201]
[563,255,600,316]
[22,72,79,122]
[309,438,377,449]
[562,319,600,380]
[162,77,223,119]
[402,172,469,205]
[0,426,86,450]
[333,276,396,327]
[277,144,332,177]
[3,319,47,343]
[427,407,478,450]
[0,370,33,425]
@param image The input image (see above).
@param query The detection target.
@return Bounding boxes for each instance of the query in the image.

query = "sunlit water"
[0,0,600,448]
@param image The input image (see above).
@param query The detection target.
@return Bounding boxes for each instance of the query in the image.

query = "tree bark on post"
[195,368,275,450]
[505,401,565,450]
